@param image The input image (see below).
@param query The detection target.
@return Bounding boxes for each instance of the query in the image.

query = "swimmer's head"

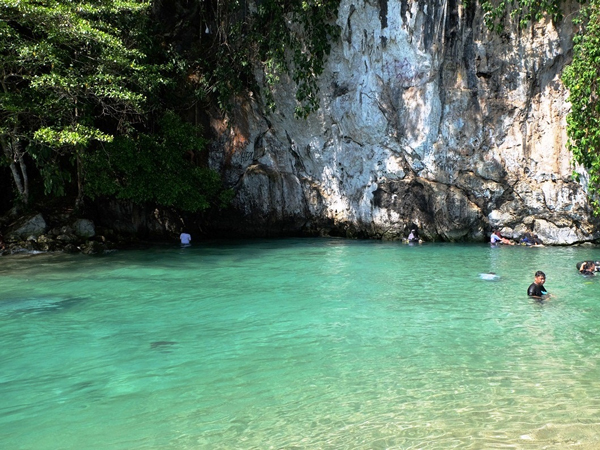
[534,271,546,283]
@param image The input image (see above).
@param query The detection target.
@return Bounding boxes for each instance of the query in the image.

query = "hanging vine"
[166,0,341,118]
[562,0,600,213]
[479,0,567,32]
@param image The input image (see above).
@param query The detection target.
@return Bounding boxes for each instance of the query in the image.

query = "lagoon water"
[1,239,600,449]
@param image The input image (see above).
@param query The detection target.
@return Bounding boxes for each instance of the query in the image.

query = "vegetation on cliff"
[562,0,600,213]
[480,0,566,31]
[480,0,600,214]
[159,0,341,117]
[0,0,340,219]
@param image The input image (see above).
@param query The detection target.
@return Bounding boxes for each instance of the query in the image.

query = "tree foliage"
[562,0,600,212]
[82,111,233,211]
[480,0,566,32]
[0,0,342,215]
[1,0,149,203]
[0,0,228,213]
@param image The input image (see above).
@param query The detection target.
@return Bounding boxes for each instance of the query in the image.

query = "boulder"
[9,214,47,239]
[56,234,78,243]
[72,219,95,238]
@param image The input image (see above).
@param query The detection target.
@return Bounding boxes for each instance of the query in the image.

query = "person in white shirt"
[180,231,191,246]
[490,230,514,245]
[407,229,419,242]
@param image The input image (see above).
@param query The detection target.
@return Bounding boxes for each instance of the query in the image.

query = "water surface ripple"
[1,239,600,449]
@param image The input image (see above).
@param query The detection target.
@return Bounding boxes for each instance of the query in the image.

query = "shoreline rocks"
[1,213,130,256]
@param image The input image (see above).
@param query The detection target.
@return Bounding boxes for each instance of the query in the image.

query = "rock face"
[207,0,600,243]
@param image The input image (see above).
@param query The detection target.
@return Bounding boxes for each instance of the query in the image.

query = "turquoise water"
[1,239,600,449]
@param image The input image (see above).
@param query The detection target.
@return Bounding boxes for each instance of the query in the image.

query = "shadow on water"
[150,341,178,353]
[0,295,87,316]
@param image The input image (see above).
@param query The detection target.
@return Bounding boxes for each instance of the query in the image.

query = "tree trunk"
[75,152,84,211]
[0,133,28,205]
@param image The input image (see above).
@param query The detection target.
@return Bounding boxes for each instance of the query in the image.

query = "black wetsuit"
[527,283,547,298]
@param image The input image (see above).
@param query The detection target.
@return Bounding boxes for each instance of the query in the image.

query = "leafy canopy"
[0,0,152,146]
[480,0,566,32]
[1,0,228,213]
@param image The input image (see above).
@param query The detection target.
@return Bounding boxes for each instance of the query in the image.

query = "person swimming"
[407,229,420,242]
[577,261,597,276]
[519,232,544,246]
[179,230,191,246]
[479,272,500,281]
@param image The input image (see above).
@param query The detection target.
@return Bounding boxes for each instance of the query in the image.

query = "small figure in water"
[519,232,544,246]
[490,230,514,245]
[179,230,191,246]
[407,228,420,243]
[527,270,549,300]
[578,261,596,276]
[479,272,500,281]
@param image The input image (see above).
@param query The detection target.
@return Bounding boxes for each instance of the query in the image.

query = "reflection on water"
[1,239,600,449]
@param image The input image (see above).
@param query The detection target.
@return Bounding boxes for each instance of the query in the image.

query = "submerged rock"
[79,240,108,255]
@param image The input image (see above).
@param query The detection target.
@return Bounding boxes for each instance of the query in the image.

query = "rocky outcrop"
[8,213,47,240]
[206,0,600,243]
[2,213,126,256]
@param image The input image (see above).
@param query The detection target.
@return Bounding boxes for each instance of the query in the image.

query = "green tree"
[1,0,229,214]
[479,0,565,32]
[82,110,233,211]
[0,0,153,206]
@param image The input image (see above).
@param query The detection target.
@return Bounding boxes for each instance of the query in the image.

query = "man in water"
[527,270,549,300]
[579,261,596,275]
[179,231,191,246]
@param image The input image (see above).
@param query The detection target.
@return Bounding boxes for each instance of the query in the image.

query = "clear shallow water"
[1,239,600,449]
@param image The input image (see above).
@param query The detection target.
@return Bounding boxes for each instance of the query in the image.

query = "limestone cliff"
[206,0,600,244]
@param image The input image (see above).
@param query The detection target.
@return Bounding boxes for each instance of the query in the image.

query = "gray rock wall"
[207,0,600,244]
